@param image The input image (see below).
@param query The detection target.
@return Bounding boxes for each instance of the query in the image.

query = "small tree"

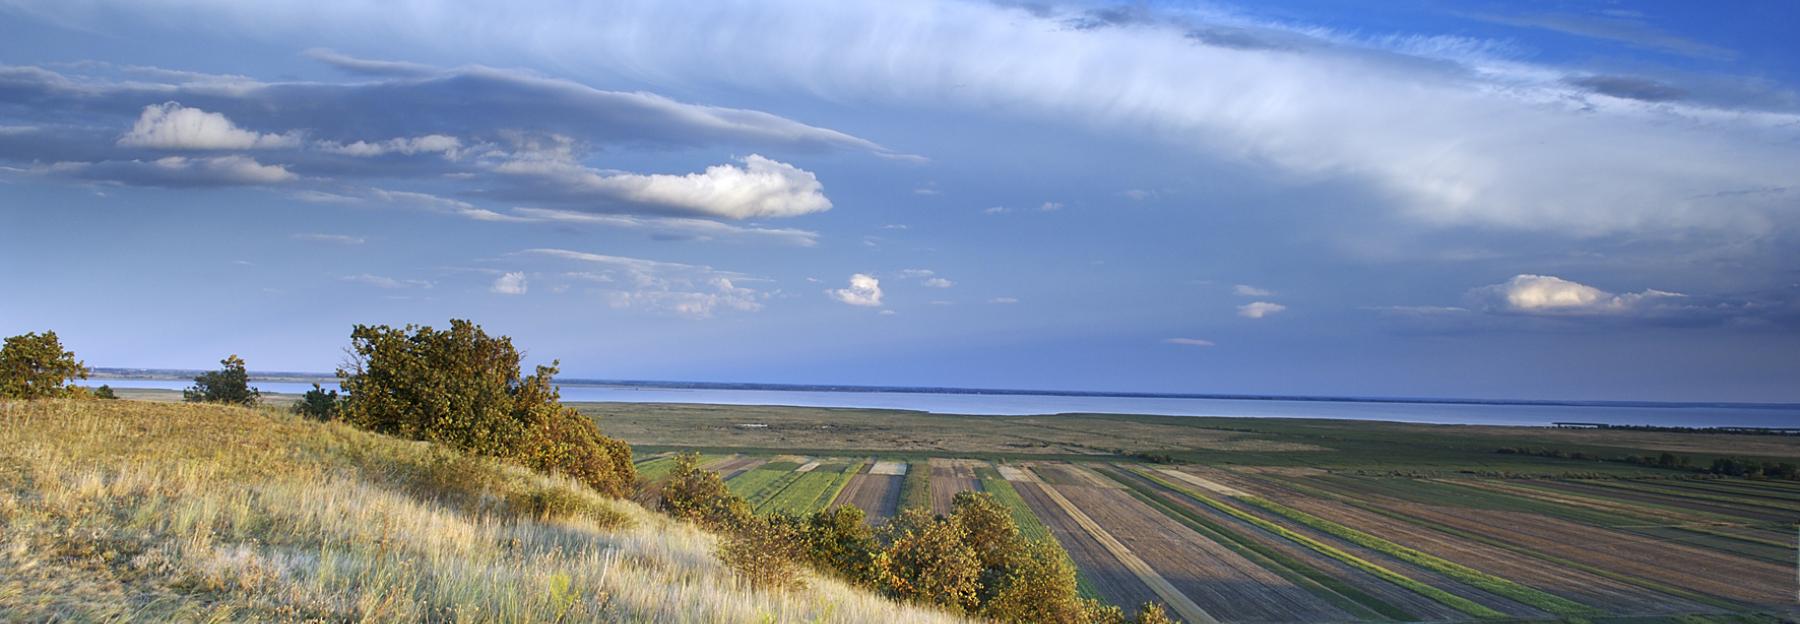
[0,330,90,399]
[720,514,805,591]
[874,508,982,613]
[184,354,261,405]
[92,384,118,400]
[293,383,340,420]
[336,320,634,496]
[802,505,879,585]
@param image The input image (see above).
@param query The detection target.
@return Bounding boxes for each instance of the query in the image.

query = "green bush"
[293,383,340,420]
[874,508,981,613]
[720,514,805,591]
[336,320,635,497]
[183,354,260,406]
[801,506,879,585]
[660,452,753,531]
[92,384,117,400]
[0,330,90,399]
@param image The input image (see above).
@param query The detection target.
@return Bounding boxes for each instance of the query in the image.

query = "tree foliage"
[0,330,90,399]
[336,320,634,496]
[293,383,341,420]
[659,452,752,531]
[184,354,261,405]
[92,384,118,400]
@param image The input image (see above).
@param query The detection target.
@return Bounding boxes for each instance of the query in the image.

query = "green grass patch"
[761,462,862,516]
[897,460,932,513]
[1133,469,1507,619]
[731,465,802,505]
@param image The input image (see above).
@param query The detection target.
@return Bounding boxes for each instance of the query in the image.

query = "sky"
[2,0,1798,403]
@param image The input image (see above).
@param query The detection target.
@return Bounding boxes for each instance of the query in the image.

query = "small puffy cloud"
[829,274,884,307]
[117,102,298,150]
[989,297,1019,304]
[923,277,954,288]
[1233,284,1274,297]
[1468,274,1684,316]
[291,233,364,245]
[1238,301,1287,318]
[491,272,528,295]
[1039,201,1064,211]
[493,154,830,219]
[316,134,462,158]
[1163,338,1215,347]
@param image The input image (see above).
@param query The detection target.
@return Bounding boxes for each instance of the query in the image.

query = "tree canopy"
[0,330,90,399]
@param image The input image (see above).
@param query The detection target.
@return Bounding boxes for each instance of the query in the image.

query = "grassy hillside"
[0,399,966,623]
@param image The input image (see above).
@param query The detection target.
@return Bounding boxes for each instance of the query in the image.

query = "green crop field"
[760,462,862,515]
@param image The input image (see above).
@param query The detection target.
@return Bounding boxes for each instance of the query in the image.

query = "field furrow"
[833,470,904,523]
[1041,465,1348,623]
[929,458,982,516]
[1011,480,1168,617]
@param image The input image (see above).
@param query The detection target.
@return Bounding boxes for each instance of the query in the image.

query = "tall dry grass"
[0,399,967,623]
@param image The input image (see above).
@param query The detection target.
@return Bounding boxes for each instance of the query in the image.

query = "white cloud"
[49,155,295,186]
[291,233,364,245]
[493,154,830,219]
[118,0,1796,235]
[117,102,298,150]
[829,274,883,307]
[1039,201,1063,212]
[518,248,764,318]
[1121,189,1158,201]
[508,207,818,246]
[983,206,1009,215]
[491,271,528,295]
[1234,284,1274,297]
[1238,301,1287,318]
[1163,338,1215,347]
[988,297,1019,304]
[1469,274,1684,316]
[291,190,362,204]
[882,224,910,230]
[317,134,462,158]
[922,277,954,288]
[370,188,528,222]
[894,269,935,279]
[340,273,432,289]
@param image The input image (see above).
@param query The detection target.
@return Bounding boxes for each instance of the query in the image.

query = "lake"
[88,378,1800,429]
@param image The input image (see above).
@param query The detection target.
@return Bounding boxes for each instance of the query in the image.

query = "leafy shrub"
[92,384,117,400]
[801,506,878,585]
[336,320,635,496]
[293,383,340,420]
[0,330,90,399]
[659,452,752,531]
[184,354,261,405]
[720,514,805,591]
[873,508,982,613]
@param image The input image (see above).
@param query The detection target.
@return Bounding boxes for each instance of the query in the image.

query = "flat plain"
[598,400,1800,622]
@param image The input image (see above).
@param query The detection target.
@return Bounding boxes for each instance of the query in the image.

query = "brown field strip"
[1212,471,1712,616]
[1011,480,1168,617]
[1534,479,1800,524]
[1045,466,1347,622]
[1101,467,1473,621]
[928,458,982,516]
[833,471,903,524]
[1616,479,1800,513]
[1174,469,1547,619]
[709,456,765,480]
[1257,472,1794,608]
[1024,476,1219,624]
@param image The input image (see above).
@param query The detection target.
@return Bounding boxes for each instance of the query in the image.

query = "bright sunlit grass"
[0,399,965,623]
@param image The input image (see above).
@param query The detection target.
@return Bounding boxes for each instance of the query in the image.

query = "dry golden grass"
[0,399,967,623]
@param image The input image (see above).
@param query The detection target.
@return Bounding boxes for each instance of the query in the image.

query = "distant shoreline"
[86,367,1800,411]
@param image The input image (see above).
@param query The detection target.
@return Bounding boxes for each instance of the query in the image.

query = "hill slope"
[0,399,965,622]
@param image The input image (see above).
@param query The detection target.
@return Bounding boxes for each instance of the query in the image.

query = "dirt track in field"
[1044,466,1346,623]
[1011,480,1168,618]
[929,458,982,515]
[833,471,903,524]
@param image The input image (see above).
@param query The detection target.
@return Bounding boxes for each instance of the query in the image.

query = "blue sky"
[3,0,1798,402]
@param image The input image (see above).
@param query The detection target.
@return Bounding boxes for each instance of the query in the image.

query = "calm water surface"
[93,378,1800,428]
